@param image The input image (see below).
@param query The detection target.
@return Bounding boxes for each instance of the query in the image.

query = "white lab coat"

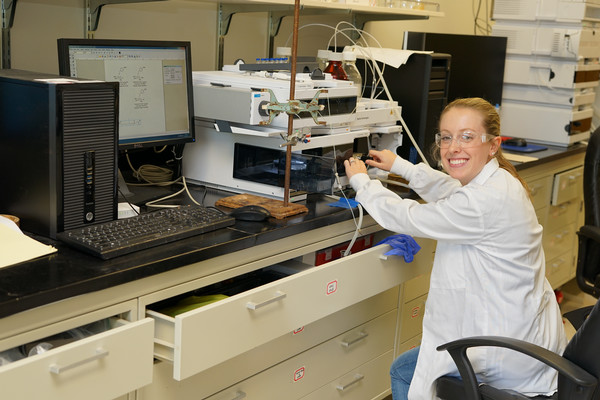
[350,157,567,400]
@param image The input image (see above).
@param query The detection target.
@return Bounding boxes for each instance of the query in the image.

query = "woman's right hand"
[366,149,397,172]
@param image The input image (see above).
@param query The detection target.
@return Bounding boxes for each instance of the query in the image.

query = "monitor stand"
[117,168,134,199]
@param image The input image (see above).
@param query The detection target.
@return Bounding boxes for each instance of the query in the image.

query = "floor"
[559,279,597,339]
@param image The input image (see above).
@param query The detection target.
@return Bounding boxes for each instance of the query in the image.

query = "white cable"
[342,203,363,257]
[320,21,430,166]
[145,176,202,208]
[334,171,364,257]
[145,187,186,209]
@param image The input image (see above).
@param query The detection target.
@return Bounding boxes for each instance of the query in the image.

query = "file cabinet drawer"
[543,223,576,261]
[545,200,580,233]
[145,242,432,381]
[0,303,153,400]
[403,273,431,303]
[300,351,394,400]
[546,251,574,289]
[138,288,398,400]
[206,310,396,400]
[398,334,422,355]
[529,176,551,211]
[551,166,583,206]
[399,294,427,341]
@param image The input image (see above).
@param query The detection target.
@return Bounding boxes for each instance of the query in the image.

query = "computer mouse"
[505,138,528,147]
[229,205,271,222]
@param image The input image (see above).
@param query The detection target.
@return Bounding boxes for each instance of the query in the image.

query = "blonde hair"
[433,97,531,196]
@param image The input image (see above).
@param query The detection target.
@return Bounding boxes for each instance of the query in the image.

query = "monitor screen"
[403,32,507,107]
[57,38,195,149]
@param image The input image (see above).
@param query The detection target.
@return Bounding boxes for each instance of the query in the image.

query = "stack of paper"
[0,220,57,268]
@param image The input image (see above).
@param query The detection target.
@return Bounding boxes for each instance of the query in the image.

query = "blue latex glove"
[376,234,421,263]
[327,198,359,209]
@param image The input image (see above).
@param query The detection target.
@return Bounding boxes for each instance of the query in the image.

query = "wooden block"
[215,194,308,219]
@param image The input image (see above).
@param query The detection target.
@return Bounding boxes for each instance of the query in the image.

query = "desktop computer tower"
[360,53,451,166]
[0,69,119,238]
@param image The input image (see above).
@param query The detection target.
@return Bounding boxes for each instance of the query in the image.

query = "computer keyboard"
[57,205,236,260]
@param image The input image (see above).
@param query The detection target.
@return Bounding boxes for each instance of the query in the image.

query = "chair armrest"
[436,336,597,400]
[579,225,600,243]
[577,225,600,298]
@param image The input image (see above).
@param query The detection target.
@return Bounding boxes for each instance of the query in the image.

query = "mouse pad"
[501,143,548,153]
[215,194,308,219]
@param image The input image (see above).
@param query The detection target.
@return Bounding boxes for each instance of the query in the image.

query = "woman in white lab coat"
[344,97,567,400]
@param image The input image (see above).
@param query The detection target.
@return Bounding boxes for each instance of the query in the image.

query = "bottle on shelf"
[323,52,348,80]
[342,51,362,90]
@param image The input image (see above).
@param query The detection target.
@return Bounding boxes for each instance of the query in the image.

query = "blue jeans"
[390,346,420,400]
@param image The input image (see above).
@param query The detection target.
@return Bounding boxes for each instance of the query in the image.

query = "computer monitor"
[57,38,195,149]
[403,32,507,107]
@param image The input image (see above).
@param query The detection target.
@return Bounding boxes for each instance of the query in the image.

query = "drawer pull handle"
[246,291,287,310]
[341,331,369,347]
[49,348,109,374]
[336,374,364,391]
[231,391,246,400]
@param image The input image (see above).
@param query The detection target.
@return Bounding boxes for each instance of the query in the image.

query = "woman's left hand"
[344,157,367,180]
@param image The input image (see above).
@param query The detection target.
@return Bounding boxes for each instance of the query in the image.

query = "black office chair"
[435,296,600,400]
[562,129,600,329]
[575,128,600,299]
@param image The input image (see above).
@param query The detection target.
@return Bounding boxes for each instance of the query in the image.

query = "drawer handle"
[340,331,369,347]
[336,373,364,391]
[568,173,581,182]
[246,291,287,310]
[49,348,109,374]
[231,391,246,400]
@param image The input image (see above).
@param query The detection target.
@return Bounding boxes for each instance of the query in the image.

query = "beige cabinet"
[138,234,435,399]
[143,241,430,381]
[394,265,432,356]
[519,151,585,288]
[0,301,153,400]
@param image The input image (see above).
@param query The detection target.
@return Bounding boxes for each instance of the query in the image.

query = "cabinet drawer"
[138,288,398,400]
[546,251,574,289]
[206,310,396,400]
[300,351,394,400]
[543,223,576,261]
[528,176,551,210]
[402,272,431,303]
[551,166,583,206]
[146,242,432,380]
[0,318,154,400]
[399,294,427,341]
[397,334,422,356]
[545,200,580,233]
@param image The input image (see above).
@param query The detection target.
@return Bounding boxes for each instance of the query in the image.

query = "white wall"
[8,0,492,74]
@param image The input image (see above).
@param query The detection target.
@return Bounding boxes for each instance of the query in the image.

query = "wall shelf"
[0,0,442,68]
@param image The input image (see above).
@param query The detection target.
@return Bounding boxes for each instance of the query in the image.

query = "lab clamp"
[260,88,326,147]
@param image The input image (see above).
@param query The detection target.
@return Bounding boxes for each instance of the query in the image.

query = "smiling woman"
[344,97,567,400]
[433,98,530,191]
[435,101,501,185]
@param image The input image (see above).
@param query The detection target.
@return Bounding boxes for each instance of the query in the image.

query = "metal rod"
[284,0,301,206]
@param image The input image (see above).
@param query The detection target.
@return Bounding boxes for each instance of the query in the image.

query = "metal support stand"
[1,0,17,68]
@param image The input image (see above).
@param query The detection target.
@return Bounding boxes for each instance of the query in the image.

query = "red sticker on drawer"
[293,327,305,335]
[326,280,338,295]
[294,367,305,382]
[411,306,421,318]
